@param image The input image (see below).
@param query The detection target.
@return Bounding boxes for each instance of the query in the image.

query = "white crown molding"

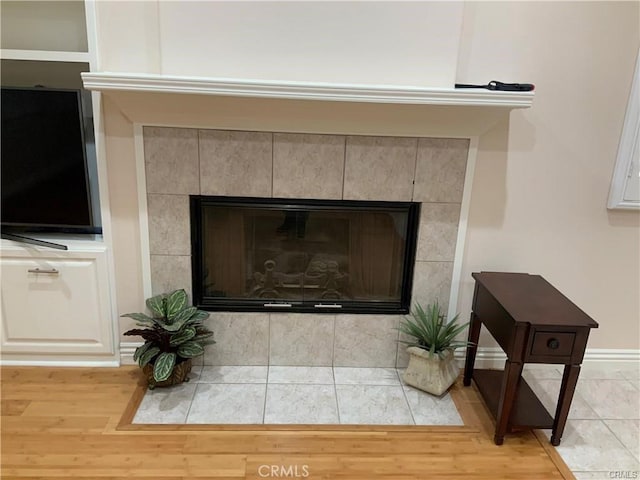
[81,72,534,108]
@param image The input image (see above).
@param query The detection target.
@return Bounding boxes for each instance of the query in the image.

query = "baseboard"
[119,343,640,369]
[455,347,640,369]
[581,348,640,366]
[120,342,140,365]
[1,358,120,367]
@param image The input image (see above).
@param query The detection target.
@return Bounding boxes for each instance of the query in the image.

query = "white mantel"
[82,73,534,108]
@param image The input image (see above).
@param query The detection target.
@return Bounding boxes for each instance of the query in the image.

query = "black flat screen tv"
[1,87,100,234]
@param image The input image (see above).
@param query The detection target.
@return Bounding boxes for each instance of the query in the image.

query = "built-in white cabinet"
[0,242,116,364]
[1,2,118,365]
[1,0,89,61]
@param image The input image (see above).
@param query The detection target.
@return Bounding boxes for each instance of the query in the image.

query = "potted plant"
[122,289,214,389]
[398,301,471,396]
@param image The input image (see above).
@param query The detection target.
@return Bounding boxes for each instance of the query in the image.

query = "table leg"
[494,360,524,445]
[550,364,581,446]
[463,312,481,387]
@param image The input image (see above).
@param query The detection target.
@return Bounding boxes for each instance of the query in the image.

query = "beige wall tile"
[199,130,272,197]
[416,203,461,262]
[273,133,345,199]
[343,136,417,201]
[413,138,469,202]
[396,345,409,368]
[143,130,463,369]
[144,127,200,195]
[147,194,190,255]
[411,261,454,314]
[203,313,269,365]
[269,314,335,366]
[150,255,192,300]
[333,315,400,367]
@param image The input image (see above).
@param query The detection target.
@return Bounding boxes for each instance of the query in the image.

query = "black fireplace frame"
[190,195,420,314]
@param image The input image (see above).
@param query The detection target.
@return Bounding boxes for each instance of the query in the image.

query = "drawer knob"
[547,338,560,350]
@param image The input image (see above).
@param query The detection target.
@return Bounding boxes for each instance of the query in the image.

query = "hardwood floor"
[1,367,574,479]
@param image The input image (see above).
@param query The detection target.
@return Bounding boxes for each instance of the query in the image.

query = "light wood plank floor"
[1,367,573,479]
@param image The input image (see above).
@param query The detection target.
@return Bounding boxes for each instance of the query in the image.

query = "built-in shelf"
[1,49,90,64]
[81,72,534,108]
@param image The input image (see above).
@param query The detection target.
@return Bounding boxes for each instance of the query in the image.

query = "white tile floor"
[523,364,640,478]
[133,365,463,426]
[132,363,640,477]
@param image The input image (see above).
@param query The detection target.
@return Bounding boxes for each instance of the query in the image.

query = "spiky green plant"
[397,301,471,358]
[122,289,214,383]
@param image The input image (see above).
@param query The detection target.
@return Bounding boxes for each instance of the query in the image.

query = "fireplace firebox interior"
[191,196,419,314]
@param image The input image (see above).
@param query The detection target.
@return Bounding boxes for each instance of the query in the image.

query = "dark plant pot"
[143,358,192,389]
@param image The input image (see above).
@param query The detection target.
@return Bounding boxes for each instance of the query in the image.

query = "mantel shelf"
[81,72,534,108]
[1,49,90,63]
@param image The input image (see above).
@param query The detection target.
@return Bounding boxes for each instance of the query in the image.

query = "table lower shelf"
[473,369,554,429]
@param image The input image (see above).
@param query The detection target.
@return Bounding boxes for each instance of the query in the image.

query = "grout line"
[183,373,200,424]
[399,376,417,426]
[341,136,347,200]
[394,317,401,369]
[267,313,272,370]
[331,315,337,368]
[271,133,274,197]
[411,137,419,201]
[333,369,342,425]
[261,382,269,425]
[197,129,202,194]
[601,416,639,462]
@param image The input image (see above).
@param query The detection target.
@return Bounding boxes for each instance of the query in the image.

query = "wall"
[95,1,463,87]
[101,1,639,353]
[456,1,640,350]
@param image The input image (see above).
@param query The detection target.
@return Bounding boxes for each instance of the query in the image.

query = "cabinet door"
[1,253,114,355]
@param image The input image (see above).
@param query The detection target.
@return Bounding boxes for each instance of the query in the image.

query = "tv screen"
[1,87,99,233]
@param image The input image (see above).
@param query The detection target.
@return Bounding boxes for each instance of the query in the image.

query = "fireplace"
[143,127,469,367]
[191,196,419,313]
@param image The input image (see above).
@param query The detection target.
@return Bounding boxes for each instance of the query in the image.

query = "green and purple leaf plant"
[122,289,214,383]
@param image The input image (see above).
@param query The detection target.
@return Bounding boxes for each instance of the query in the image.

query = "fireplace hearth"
[191,196,419,314]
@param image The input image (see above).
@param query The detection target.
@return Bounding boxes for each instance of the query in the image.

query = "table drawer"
[530,331,575,357]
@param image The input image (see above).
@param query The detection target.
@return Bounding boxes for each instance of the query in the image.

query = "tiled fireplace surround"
[144,127,469,369]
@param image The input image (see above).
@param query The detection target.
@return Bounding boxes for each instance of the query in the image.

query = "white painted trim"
[581,348,640,362]
[0,238,107,253]
[454,347,640,369]
[83,0,100,72]
[81,72,535,108]
[1,48,90,63]
[608,49,640,210]
[447,137,478,321]
[89,91,121,365]
[134,124,153,300]
[0,359,119,367]
[120,341,140,365]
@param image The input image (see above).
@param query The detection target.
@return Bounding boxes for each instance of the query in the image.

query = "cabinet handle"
[263,303,292,308]
[547,338,560,350]
[27,268,59,275]
[314,304,342,309]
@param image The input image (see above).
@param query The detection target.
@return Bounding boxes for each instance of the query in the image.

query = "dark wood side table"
[463,272,598,446]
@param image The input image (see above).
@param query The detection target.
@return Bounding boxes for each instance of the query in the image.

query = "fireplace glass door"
[191,196,419,314]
